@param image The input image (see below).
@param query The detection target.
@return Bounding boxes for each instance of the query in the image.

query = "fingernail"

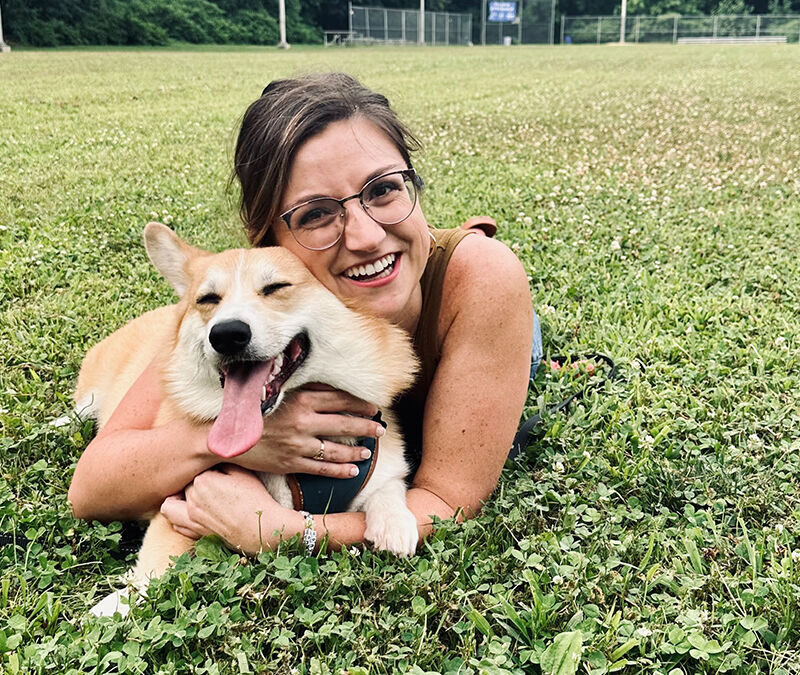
[375,426,385,437]
[361,448,372,459]
[350,466,360,477]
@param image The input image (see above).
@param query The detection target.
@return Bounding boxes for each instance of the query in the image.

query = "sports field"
[1,44,800,672]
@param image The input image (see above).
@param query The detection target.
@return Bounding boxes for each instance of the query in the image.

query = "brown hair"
[233,72,422,247]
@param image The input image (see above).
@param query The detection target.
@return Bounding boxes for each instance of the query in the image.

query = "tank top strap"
[413,227,475,393]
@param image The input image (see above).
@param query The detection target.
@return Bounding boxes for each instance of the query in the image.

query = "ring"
[314,439,325,461]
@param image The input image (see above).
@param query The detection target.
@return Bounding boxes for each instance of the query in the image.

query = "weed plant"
[1,45,799,673]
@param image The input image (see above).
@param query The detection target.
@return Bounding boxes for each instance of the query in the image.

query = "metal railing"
[347,3,472,45]
[561,14,800,44]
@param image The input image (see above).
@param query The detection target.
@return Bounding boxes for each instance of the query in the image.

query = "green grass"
[1,44,800,673]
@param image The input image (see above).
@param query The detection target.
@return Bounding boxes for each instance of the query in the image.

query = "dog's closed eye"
[197,293,221,305]
[261,282,291,296]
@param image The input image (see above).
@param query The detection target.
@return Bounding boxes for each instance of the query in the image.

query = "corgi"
[77,223,419,616]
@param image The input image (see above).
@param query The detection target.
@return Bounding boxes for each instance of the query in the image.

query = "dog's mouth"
[207,332,310,458]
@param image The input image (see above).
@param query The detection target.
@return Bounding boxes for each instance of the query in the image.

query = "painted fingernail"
[375,426,386,437]
[350,466,360,477]
[361,448,372,459]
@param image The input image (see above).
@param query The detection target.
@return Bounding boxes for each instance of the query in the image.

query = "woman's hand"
[160,465,302,554]
[226,386,386,479]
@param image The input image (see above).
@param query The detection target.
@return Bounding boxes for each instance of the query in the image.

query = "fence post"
[755,14,760,37]
[549,0,556,43]
[519,0,523,43]
[561,15,566,44]
[712,15,718,38]
[597,16,601,43]
[383,8,388,40]
[635,15,640,42]
[673,15,678,43]
[445,12,449,44]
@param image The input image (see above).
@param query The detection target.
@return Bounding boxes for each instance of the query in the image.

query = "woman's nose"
[342,203,387,251]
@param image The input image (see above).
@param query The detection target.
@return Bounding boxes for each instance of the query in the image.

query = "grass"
[1,43,800,673]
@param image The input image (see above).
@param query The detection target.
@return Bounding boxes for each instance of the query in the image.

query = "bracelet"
[299,510,316,556]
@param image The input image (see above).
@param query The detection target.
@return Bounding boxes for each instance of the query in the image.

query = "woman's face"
[273,117,429,332]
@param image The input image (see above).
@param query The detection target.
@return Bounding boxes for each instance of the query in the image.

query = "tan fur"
[81,223,419,617]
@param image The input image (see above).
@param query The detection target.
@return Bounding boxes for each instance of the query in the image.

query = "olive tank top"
[394,225,482,478]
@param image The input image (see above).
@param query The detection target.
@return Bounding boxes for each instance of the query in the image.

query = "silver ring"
[314,439,325,461]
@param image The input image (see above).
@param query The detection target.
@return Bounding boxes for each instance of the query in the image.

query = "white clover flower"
[552,575,564,585]
[610,238,622,251]
[791,550,800,563]
[636,627,653,638]
[554,461,565,473]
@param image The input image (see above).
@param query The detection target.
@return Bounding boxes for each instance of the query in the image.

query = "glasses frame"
[279,168,420,251]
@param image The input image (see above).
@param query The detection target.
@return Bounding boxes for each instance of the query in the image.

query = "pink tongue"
[207,361,273,458]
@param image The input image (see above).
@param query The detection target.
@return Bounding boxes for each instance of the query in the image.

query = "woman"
[68,73,536,554]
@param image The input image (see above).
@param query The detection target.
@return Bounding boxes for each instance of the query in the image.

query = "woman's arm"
[68,361,217,521]
[69,364,384,523]
[162,235,533,551]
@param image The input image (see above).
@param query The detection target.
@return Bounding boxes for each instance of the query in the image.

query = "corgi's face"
[145,223,336,458]
[181,248,317,405]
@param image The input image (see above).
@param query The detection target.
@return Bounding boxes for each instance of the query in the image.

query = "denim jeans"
[530,310,543,380]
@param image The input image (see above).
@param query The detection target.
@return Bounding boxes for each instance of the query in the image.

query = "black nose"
[209,320,252,355]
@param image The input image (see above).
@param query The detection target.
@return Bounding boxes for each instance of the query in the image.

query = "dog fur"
[77,223,419,616]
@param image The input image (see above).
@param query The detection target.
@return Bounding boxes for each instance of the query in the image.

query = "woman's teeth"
[344,253,396,280]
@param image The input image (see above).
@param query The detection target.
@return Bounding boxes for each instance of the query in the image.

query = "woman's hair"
[233,72,421,247]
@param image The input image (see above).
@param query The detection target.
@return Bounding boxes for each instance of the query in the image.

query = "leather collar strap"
[287,412,386,513]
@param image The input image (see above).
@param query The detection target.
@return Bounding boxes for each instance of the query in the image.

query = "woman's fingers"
[303,439,373,463]
[160,494,209,539]
[305,413,386,441]
[293,457,371,479]
[290,389,378,417]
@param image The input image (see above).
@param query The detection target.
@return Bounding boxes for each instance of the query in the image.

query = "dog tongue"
[207,361,272,458]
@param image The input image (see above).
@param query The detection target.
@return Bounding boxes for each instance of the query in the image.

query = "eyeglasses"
[279,169,421,251]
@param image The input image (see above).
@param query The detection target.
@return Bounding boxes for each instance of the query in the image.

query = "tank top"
[395,226,481,478]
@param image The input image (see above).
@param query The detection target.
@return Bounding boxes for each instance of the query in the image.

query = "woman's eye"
[297,204,337,229]
[197,293,221,305]
[366,180,401,202]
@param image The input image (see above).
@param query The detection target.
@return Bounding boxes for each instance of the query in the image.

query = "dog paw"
[364,507,418,557]
[90,588,131,618]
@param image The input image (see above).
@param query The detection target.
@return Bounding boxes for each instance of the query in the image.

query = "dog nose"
[209,320,252,355]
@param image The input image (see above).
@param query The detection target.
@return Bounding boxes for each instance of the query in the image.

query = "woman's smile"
[342,252,401,286]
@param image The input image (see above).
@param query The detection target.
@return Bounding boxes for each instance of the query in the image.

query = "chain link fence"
[561,14,800,44]
[344,4,472,45]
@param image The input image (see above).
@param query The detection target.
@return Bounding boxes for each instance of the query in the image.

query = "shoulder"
[442,232,530,317]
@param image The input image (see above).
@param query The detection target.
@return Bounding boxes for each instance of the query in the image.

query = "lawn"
[1,43,799,673]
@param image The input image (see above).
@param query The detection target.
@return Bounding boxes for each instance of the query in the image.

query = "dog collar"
[287,412,386,514]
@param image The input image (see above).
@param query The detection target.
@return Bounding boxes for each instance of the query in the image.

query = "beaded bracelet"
[299,510,316,556]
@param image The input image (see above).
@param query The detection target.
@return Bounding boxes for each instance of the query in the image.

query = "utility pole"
[277,0,290,48]
[419,0,425,44]
[0,3,11,53]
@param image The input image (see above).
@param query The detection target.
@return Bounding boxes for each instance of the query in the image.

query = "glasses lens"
[362,172,416,225]
[288,199,344,250]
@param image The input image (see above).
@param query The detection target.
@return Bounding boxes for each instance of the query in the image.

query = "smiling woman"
[68,72,535,557]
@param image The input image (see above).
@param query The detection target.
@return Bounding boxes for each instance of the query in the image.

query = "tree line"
[4,0,799,47]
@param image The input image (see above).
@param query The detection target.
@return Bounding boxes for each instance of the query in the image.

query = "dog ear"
[143,222,197,297]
